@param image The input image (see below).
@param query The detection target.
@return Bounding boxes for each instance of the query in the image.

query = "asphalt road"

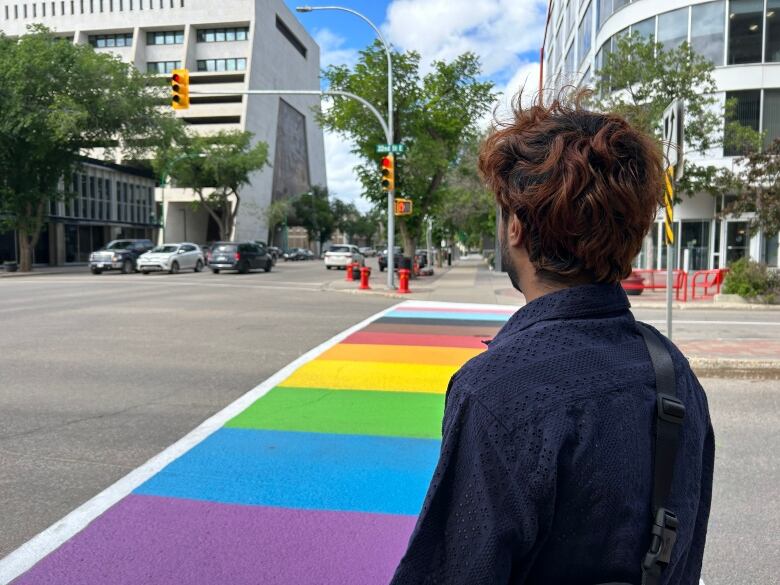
[0,259,777,584]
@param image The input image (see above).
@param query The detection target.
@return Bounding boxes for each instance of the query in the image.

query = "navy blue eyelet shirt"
[390,284,714,585]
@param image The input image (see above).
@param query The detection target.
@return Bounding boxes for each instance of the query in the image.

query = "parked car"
[200,245,211,261]
[378,247,403,272]
[137,243,205,274]
[283,248,309,261]
[209,242,273,274]
[268,246,283,262]
[89,239,154,274]
[359,247,377,257]
[304,249,316,260]
[415,248,429,268]
[324,244,364,270]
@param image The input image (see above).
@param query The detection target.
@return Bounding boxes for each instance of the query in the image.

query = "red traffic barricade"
[691,268,728,300]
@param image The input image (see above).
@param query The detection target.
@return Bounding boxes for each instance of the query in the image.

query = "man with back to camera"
[389,92,715,585]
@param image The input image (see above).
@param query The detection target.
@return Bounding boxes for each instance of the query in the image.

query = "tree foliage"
[0,26,175,270]
[591,33,779,235]
[436,132,495,249]
[159,131,269,241]
[319,42,495,254]
[289,185,334,250]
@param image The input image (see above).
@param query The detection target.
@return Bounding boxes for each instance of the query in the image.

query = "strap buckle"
[657,393,685,425]
[643,508,679,571]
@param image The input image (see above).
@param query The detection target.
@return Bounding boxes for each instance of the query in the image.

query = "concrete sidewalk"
[329,257,780,378]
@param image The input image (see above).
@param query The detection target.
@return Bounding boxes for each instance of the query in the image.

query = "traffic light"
[381,154,394,192]
[170,68,190,110]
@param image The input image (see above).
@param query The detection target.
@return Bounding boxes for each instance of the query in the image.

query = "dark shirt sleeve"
[389,383,548,585]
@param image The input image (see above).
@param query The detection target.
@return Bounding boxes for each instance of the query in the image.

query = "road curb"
[689,357,780,380]
[629,300,780,311]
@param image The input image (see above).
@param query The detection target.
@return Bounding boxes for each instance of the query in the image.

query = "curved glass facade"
[541,0,780,269]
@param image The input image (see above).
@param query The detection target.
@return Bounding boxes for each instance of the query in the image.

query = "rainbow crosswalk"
[5,301,515,585]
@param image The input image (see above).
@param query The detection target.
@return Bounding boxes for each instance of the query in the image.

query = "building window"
[766,0,780,61]
[565,42,575,74]
[578,1,592,68]
[728,0,764,65]
[724,89,761,155]
[762,89,780,148]
[89,33,134,48]
[632,16,655,40]
[196,27,249,42]
[147,61,181,74]
[657,7,688,51]
[196,58,247,72]
[598,0,611,30]
[691,1,725,65]
[146,30,185,45]
[276,15,307,58]
[566,0,575,37]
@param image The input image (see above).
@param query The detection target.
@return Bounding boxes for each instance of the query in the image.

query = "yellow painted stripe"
[319,343,482,366]
[664,169,674,199]
[279,359,458,393]
[664,222,675,244]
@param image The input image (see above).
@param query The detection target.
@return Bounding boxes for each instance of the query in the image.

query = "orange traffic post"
[359,266,371,290]
[398,268,411,294]
[345,262,355,281]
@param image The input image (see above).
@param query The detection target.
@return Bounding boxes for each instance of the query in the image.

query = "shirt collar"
[494,283,632,340]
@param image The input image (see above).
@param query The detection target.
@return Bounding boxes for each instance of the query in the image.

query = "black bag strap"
[636,323,686,585]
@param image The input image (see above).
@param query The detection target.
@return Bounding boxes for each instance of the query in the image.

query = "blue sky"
[283,0,547,209]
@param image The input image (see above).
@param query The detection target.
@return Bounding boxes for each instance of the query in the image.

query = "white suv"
[324,245,364,270]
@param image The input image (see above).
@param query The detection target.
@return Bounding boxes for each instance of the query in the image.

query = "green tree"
[331,198,361,243]
[319,43,495,255]
[0,26,175,271]
[437,133,495,249]
[159,131,269,242]
[263,199,292,244]
[591,33,775,236]
[290,185,334,251]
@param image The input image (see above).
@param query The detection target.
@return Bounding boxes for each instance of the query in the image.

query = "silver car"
[137,242,205,274]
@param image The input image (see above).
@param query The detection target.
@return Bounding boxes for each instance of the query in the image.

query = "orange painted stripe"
[319,343,482,366]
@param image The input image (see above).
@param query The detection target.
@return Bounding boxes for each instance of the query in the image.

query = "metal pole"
[297,6,395,287]
[426,216,433,271]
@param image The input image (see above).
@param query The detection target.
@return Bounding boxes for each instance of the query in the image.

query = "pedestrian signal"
[381,155,394,192]
[395,198,412,216]
[171,68,190,110]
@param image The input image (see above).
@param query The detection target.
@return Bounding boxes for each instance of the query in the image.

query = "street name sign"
[376,144,407,154]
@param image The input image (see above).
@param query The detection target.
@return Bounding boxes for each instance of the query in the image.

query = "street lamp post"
[296,5,396,288]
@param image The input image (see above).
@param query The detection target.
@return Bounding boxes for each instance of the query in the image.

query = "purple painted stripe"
[13,494,416,585]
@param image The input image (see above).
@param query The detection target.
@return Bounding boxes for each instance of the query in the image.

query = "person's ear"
[507,212,524,248]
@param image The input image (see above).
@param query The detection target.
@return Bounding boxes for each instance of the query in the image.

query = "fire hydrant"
[359,266,371,290]
[398,268,411,294]
[345,261,355,281]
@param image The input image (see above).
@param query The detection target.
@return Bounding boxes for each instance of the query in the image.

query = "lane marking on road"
[0,302,402,584]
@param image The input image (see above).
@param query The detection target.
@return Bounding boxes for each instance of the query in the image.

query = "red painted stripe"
[342,331,490,349]
[396,306,517,315]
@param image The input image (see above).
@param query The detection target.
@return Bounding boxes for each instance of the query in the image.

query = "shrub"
[722,258,780,301]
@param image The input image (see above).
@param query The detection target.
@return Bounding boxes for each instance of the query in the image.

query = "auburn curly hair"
[479,91,664,284]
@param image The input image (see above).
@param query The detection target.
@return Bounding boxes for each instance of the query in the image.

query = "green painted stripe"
[226,386,445,439]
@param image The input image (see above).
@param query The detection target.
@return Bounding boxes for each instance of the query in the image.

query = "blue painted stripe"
[386,310,511,322]
[134,428,440,516]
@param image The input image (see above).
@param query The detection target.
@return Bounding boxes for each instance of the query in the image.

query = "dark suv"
[209,242,273,274]
[89,239,154,274]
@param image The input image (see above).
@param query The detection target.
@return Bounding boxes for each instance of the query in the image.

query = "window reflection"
[728,0,764,64]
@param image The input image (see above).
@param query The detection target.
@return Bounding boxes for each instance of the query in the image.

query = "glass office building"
[543,0,780,270]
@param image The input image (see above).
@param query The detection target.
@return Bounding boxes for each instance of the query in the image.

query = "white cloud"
[314,28,360,70]
[384,0,547,77]
[323,131,372,212]
[317,2,549,213]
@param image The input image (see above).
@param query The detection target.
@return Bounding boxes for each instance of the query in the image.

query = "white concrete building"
[0,0,326,258]
[542,0,780,271]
